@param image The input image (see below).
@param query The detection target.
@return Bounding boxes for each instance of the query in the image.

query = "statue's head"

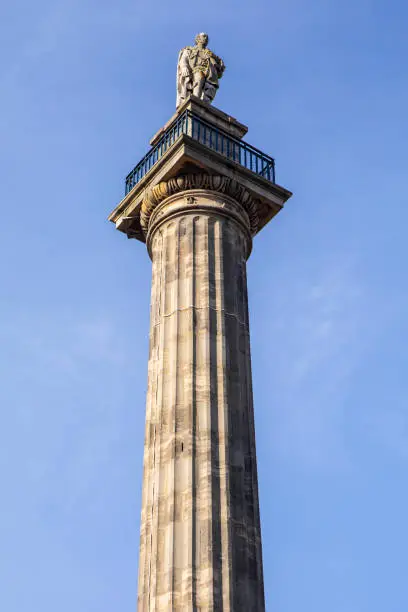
[195,32,209,48]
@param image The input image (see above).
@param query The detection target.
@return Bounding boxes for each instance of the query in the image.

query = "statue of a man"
[176,33,225,108]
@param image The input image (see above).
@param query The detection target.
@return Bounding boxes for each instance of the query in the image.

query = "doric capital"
[140,173,259,237]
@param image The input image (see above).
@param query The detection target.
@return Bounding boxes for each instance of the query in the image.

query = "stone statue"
[176,33,225,108]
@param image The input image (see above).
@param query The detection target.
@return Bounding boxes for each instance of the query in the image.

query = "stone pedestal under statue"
[109,95,291,611]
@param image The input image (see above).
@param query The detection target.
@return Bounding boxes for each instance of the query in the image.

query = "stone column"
[137,175,265,612]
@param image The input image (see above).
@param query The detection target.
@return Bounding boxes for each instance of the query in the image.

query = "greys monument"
[109,33,292,611]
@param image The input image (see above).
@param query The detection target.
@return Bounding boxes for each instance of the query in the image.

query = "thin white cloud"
[366,399,408,462]
[256,256,373,470]
[0,310,141,519]
[0,313,128,375]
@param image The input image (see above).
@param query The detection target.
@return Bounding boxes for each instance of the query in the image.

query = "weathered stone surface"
[140,174,259,237]
[176,33,225,108]
[137,187,265,611]
[109,100,293,610]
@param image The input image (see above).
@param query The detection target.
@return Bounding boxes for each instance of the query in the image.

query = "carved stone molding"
[146,189,253,261]
[140,173,259,236]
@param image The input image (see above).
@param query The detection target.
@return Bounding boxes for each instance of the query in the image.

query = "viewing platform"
[110,97,291,243]
[125,103,276,194]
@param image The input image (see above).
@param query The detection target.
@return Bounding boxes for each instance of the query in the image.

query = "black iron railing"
[125,109,275,194]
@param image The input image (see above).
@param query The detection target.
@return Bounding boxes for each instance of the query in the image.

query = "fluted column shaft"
[138,186,265,611]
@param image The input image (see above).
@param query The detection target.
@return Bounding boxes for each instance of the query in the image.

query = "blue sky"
[1,0,407,610]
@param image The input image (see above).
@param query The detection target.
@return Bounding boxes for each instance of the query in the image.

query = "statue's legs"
[193,71,206,100]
